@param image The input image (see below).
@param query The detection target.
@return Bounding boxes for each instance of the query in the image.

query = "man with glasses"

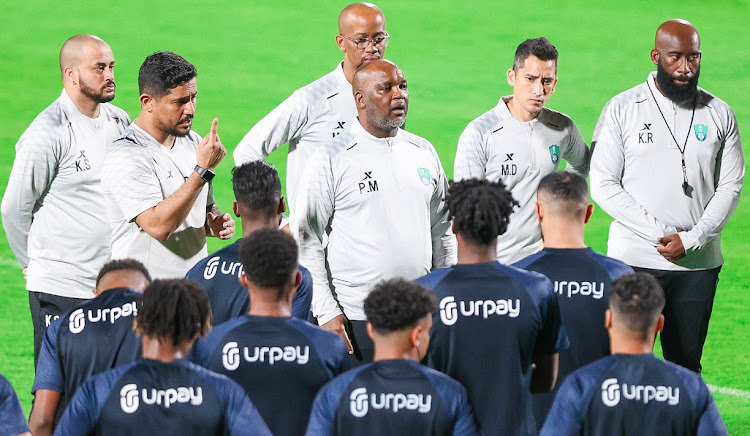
[590,19,744,373]
[234,2,389,210]
[454,37,590,264]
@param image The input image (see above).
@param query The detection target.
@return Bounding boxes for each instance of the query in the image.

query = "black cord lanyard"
[647,82,697,197]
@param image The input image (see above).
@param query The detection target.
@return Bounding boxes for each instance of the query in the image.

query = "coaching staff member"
[102,51,234,279]
[294,59,455,365]
[234,2,389,208]
[2,35,130,364]
[454,37,590,264]
[590,19,744,373]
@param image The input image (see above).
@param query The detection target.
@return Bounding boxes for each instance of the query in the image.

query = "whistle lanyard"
[647,82,697,197]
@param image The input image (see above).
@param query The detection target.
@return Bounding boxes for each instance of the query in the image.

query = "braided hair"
[447,178,519,245]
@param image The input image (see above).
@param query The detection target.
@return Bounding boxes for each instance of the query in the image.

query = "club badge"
[694,124,708,142]
[417,168,431,185]
[549,144,560,164]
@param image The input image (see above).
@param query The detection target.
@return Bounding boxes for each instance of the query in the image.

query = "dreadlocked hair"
[134,279,212,347]
[447,178,519,245]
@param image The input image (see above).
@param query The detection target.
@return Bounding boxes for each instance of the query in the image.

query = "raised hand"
[197,118,226,170]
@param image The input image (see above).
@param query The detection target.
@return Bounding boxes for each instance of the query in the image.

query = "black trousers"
[347,319,375,368]
[632,266,722,373]
[29,292,88,367]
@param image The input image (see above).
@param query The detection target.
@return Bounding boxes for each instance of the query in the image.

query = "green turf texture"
[0,0,748,433]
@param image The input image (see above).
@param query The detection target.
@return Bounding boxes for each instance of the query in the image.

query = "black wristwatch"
[194,165,215,183]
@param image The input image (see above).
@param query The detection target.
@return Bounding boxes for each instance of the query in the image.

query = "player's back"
[513,248,633,425]
[191,315,349,436]
[306,359,479,436]
[34,287,142,409]
[55,359,271,436]
[541,354,726,435]
[186,241,313,323]
[417,262,567,436]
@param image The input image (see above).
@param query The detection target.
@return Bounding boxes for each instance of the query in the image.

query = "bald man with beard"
[1,34,130,365]
[234,2,390,210]
[590,19,744,373]
[294,60,455,366]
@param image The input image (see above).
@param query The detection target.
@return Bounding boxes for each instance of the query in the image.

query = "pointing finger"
[210,117,219,139]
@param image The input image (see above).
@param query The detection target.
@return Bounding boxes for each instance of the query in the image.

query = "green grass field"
[1,0,748,433]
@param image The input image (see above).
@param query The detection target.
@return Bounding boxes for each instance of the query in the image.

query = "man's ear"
[655,314,665,333]
[278,197,286,214]
[354,90,366,110]
[140,93,155,111]
[335,34,346,52]
[507,68,516,87]
[366,322,375,341]
[604,309,613,329]
[239,273,250,289]
[410,324,422,349]
[650,49,659,66]
[232,201,240,218]
[535,201,543,222]
[584,204,594,224]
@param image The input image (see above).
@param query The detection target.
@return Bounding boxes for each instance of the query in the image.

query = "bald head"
[352,59,408,138]
[655,19,700,51]
[651,19,701,103]
[59,34,110,73]
[338,3,385,34]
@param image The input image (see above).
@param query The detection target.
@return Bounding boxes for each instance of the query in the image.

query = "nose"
[105,67,115,82]
[532,79,545,96]
[676,56,692,75]
[365,39,378,53]
[185,98,196,115]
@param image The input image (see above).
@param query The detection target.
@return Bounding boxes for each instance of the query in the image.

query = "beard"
[159,115,193,138]
[79,80,115,103]
[365,103,406,132]
[656,59,700,103]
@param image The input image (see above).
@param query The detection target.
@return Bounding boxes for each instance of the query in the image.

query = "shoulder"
[201,317,248,347]
[564,355,619,392]
[288,318,346,347]
[313,129,357,164]
[415,266,456,290]
[421,365,465,394]
[17,98,70,150]
[465,106,503,134]
[292,67,345,105]
[585,250,634,280]
[511,251,548,269]
[697,88,736,119]
[496,262,553,291]
[539,107,579,130]
[100,103,131,125]
[401,130,436,151]
[320,364,370,396]
[602,82,650,113]
[663,360,712,399]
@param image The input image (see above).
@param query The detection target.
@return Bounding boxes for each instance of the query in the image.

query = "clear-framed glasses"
[339,33,391,50]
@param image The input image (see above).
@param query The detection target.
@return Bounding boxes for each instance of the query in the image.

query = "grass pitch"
[0,0,748,433]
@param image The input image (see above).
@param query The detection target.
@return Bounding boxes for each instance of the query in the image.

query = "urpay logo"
[600,378,680,407]
[221,341,309,370]
[349,387,431,418]
[68,301,138,334]
[554,280,605,299]
[120,383,203,414]
[204,256,244,280]
[438,296,520,326]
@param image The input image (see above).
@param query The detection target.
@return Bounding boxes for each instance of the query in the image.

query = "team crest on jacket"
[549,144,560,164]
[417,168,431,185]
[694,124,708,142]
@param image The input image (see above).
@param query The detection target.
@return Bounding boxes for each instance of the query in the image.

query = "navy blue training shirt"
[417,262,569,436]
[186,240,313,323]
[33,287,142,410]
[0,373,29,436]
[191,315,349,436]
[513,247,633,425]
[306,359,479,436]
[54,359,272,436]
[541,354,727,435]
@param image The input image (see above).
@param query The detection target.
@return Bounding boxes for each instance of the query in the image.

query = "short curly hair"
[364,279,437,334]
[134,279,212,347]
[138,51,197,97]
[96,258,151,288]
[239,229,298,299]
[232,161,282,218]
[447,178,519,245]
[610,273,665,336]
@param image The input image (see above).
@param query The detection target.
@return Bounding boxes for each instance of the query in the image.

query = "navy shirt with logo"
[541,354,726,435]
[306,359,479,436]
[0,373,29,436]
[513,247,633,425]
[416,262,568,436]
[54,359,271,436]
[33,287,142,410]
[191,315,349,436]
[187,240,313,323]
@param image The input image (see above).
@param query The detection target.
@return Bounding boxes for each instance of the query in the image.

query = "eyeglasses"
[339,33,391,50]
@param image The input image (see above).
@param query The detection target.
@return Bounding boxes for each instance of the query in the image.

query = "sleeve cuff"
[678,230,702,252]
[315,307,343,326]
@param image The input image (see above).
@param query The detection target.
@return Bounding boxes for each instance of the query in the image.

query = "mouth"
[363,55,381,62]
[177,118,193,129]
[390,105,406,117]
[103,82,115,92]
